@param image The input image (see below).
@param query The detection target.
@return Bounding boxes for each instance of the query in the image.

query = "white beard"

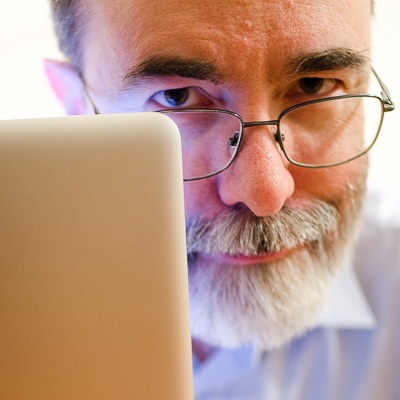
[186,193,364,350]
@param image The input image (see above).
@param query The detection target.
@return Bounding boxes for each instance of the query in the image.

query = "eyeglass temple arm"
[372,68,395,112]
[79,73,101,114]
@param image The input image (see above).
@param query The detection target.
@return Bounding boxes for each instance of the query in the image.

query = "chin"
[189,245,336,350]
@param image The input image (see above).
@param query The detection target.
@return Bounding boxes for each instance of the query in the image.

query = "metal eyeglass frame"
[82,68,395,181]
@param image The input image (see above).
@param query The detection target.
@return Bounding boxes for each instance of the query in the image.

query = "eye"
[161,88,189,107]
[298,77,326,94]
[151,86,211,109]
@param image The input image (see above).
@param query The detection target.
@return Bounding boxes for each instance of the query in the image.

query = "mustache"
[186,201,338,256]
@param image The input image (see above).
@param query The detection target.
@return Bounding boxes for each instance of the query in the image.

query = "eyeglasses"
[83,69,395,181]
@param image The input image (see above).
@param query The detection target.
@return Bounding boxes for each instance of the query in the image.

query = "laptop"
[0,113,194,399]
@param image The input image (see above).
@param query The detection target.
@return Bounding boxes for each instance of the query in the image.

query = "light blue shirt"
[193,190,400,399]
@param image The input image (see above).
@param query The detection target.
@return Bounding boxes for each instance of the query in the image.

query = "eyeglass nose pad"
[272,125,286,154]
[228,131,240,148]
[274,131,285,142]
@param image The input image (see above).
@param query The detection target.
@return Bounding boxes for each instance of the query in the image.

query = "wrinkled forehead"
[82,0,371,86]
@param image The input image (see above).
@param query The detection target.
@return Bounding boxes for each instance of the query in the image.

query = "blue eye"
[151,86,215,109]
[163,88,189,106]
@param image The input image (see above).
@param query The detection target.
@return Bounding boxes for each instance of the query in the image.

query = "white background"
[0,0,399,192]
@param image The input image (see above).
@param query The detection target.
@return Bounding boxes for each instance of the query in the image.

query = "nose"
[218,125,295,216]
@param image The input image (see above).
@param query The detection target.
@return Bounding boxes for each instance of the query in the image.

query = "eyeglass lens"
[163,110,243,180]
[279,96,383,167]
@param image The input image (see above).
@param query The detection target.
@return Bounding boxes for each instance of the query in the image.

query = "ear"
[43,59,87,115]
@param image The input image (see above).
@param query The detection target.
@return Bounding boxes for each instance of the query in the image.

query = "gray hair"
[50,0,87,68]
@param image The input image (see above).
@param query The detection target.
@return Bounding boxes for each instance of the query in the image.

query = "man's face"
[78,0,371,349]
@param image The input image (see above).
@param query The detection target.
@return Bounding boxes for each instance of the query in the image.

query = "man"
[46,0,399,398]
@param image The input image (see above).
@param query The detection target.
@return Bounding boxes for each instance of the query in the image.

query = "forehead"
[82,0,371,87]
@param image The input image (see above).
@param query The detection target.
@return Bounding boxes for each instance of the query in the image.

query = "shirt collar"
[317,260,376,329]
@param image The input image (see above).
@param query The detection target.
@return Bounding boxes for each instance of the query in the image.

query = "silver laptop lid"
[0,113,193,399]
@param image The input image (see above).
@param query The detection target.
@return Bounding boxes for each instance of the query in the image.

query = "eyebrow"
[122,47,369,89]
[123,55,223,87]
[286,48,369,75]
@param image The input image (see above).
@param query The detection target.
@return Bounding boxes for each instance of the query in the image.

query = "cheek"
[183,179,221,222]
[289,155,369,203]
